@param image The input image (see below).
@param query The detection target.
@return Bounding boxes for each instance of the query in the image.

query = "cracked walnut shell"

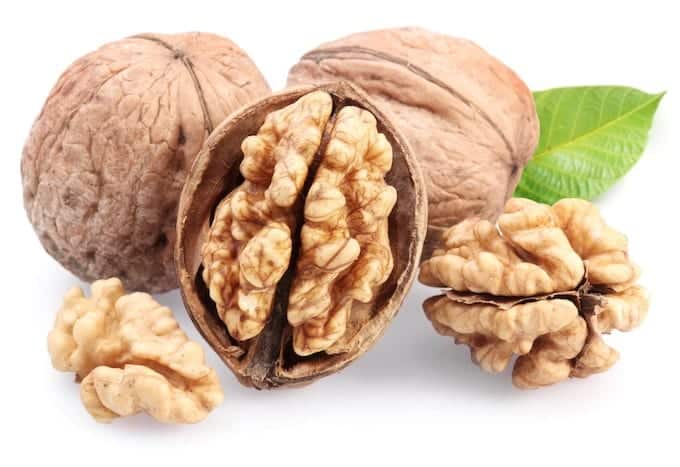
[176,83,426,389]
[22,33,270,293]
[288,27,539,259]
[47,278,223,423]
[420,198,648,389]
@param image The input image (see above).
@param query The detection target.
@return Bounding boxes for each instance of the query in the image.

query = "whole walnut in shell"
[420,198,648,389]
[176,83,426,389]
[287,27,539,258]
[22,33,271,292]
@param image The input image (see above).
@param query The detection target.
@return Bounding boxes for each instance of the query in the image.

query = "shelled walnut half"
[47,278,223,423]
[420,198,648,389]
[176,83,426,389]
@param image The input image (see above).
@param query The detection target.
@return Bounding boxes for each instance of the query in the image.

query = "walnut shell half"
[22,33,271,293]
[176,83,426,389]
[287,27,539,259]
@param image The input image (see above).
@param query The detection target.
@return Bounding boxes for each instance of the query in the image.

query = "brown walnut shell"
[176,82,426,389]
[22,32,271,293]
[287,27,539,258]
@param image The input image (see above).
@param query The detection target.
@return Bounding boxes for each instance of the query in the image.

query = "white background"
[1,1,678,465]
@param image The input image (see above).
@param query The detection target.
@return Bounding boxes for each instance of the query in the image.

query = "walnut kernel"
[48,278,223,423]
[420,198,648,389]
[176,83,426,389]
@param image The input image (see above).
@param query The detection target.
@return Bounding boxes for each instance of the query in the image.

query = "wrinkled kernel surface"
[47,278,223,423]
[421,198,648,389]
[202,91,333,341]
[201,92,397,356]
[288,106,397,355]
[420,198,584,296]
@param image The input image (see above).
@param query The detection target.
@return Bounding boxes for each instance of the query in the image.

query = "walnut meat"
[288,27,539,258]
[420,198,648,389]
[22,33,270,293]
[176,83,426,389]
[288,106,397,356]
[47,278,223,423]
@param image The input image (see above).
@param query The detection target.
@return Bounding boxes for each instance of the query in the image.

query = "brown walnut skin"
[287,27,539,258]
[22,32,271,293]
[176,82,427,389]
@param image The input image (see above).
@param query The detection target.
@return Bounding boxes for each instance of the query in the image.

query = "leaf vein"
[533,93,662,160]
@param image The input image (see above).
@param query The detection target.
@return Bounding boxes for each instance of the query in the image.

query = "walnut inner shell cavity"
[176,83,426,389]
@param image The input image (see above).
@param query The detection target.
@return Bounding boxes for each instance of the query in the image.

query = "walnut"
[288,105,397,356]
[287,27,539,258]
[201,91,331,342]
[177,83,426,389]
[22,33,270,293]
[420,198,648,389]
[47,278,223,423]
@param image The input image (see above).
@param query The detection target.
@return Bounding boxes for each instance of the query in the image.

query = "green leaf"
[515,86,664,203]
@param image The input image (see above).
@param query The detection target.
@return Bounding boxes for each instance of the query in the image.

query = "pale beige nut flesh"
[420,198,585,296]
[176,83,426,389]
[202,91,396,356]
[202,91,332,341]
[288,106,397,356]
[47,278,223,423]
[420,198,649,389]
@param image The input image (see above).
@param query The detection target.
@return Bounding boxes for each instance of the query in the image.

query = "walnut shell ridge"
[176,83,427,389]
[22,32,271,292]
[288,27,539,258]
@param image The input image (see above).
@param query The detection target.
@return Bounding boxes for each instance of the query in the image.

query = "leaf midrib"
[532,91,663,161]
